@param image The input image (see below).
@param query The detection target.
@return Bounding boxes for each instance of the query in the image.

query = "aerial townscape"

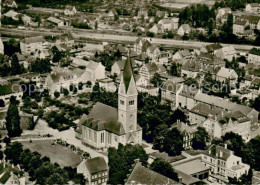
[0,0,260,184]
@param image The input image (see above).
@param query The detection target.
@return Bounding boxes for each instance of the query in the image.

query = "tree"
[150,158,179,182]
[0,99,5,107]
[171,109,187,123]
[153,124,168,152]
[150,73,162,87]
[182,33,189,41]
[114,15,119,21]
[30,58,51,73]
[108,143,148,184]
[169,62,181,77]
[54,91,60,98]
[6,99,22,137]
[192,127,209,150]
[63,88,69,96]
[163,128,183,156]
[95,21,98,30]
[11,54,21,75]
[207,18,215,34]
[251,95,260,112]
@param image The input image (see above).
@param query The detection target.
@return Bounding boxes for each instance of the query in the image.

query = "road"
[1,27,258,51]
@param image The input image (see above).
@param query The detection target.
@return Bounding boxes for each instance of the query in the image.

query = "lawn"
[20,140,82,168]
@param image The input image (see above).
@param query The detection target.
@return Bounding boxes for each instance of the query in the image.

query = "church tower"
[0,1,4,55]
[118,56,138,133]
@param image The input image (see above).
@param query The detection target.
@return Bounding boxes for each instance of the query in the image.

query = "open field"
[20,140,82,168]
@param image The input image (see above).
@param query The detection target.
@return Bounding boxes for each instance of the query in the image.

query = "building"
[125,161,178,185]
[214,46,236,62]
[201,145,250,181]
[233,20,249,35]
[248,48,260,64]
[137,9,148,20]
[173,121,197,149]
[189,103,222,127]
[216,67,238,84]
[44,68,91,95]
[216,8,232,24]
[111,60,126,76]
[133,38,152,55]
[47,17,64,27]
[20,36,48,55]
[77,157,108,185]
[194,92,259,122]
[75,57,142,149]
[3,10,19,20]
[203,111,251,141]
[136,63,158,86]
[146,45,160,61]
[173,159,210,180]
[3,0,18,8]
[178,24,191,36]
[245,3,260,14]
[64,5,77,16]
[85,61,106,82]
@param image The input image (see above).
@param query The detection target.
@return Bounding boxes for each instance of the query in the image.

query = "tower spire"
[123,55,134,92]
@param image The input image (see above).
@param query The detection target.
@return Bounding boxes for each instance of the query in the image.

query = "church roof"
[123,56,134,92]
[82,102,126,135]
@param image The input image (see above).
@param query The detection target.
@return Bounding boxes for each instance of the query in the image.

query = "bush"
[146,32,154,37]
[54,91,60,98]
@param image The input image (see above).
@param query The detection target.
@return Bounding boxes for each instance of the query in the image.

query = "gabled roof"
[174,159,209,175]
[85,157,108,174]
[206,43,222,53]
[86,61,100,70]
[47,17,63,24]
[4,10,19,18]
[190,103,222,118]
[247,3,260,8]
[217,111,250,124]
[180,24,191,32]
[216,67,237,79]
[125,162,178,185]
[204,145,232,161]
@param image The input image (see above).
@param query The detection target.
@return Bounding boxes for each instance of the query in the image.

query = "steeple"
[123,56,134,92]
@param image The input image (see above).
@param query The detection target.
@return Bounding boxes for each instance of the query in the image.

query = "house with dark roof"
[133,38,152,55]
[76,57,142,149]
[201,145,250,181]
[77,157,108,185]
[245,3,260,14]
[125,161,178,185]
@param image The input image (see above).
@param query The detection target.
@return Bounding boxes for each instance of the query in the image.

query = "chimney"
[221,111,224,118]
[224,143,227,149]
[220,151,223,157]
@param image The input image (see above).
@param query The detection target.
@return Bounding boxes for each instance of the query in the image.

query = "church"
[75,57,143,149]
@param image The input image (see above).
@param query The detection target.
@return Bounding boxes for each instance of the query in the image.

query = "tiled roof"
[205,145,231,161]
[190,103,222,118]
[85,157,108,174]
[206,43,222,52]
[217,111,251,124]
[216,67,236,79]
[125,162,178,185]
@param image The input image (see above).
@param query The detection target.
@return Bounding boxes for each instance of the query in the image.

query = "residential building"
[189,103,222,126]
[133,38,152,55]
[20,36,48,55]
[178,24,191,36]
[111,60,126,76]
[75,57,142,149]
[216,67,238,84]
[172,50,192,60]
[125,161,178,185]
[201,43,223,54]
[44,68,91,95]
[233,20,249,35]
[178,85,200,110]
[137,9,148,20]
[64,5,77,16]
[214,46,236,61]
[173,121,197,149]
[146,45,160,61]
[77,157,108,185]
[201,145,250,180]
[136,63,158,86]
[85,61,106,82]
[245,3,260,14]
[194,92,259,122]
[238,15,260,30]
[3,0,18,8]
[248,48,260,64]
[156,11,168,18]
[202,111,251,141]
[197,53,225,68]
[4,10,19,20]
[216,8,232,24]
[181,60,201,78]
